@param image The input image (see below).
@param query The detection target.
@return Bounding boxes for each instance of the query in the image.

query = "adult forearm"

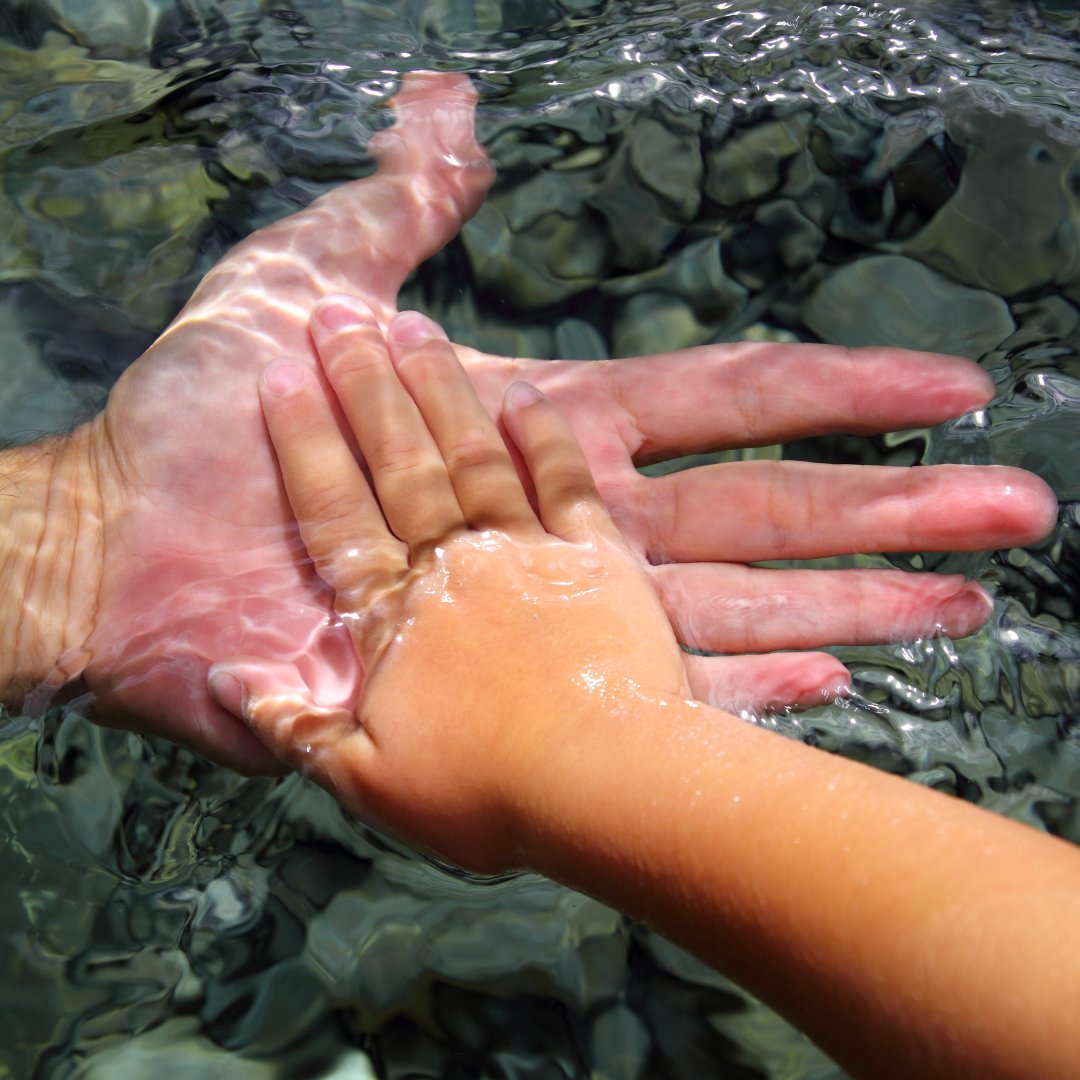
[0,423,102,703]
[521,700,1080,1080]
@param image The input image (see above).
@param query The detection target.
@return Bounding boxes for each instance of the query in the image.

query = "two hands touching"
[209,299,695,872]
[213,300,1080,1080]
[0,73,1053,774]
[2,70,1075,1079]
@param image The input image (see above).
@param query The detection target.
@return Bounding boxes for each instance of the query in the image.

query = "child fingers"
[259,360,405,593]
[310,298,465,547]
[387,312,539,533]
[501,381,622,545]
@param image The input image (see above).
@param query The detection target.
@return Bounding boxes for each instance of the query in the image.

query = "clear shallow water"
[1,1,1079,1076]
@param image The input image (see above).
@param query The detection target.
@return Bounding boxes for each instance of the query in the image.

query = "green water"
[1,1,1079,1077]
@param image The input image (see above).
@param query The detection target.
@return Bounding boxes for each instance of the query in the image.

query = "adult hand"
[13,73,1053,771]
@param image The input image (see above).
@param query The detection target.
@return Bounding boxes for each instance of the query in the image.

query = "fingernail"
[315,298,374,332]
[938,584,994,635]
[390,310,444,344]
[208,668,244,716]
[505,380,544,407]
[263,362,304,396]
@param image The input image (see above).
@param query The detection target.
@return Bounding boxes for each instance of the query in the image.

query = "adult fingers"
[631,461,1058,564]
[310,298,465,548]
[682,652,853,715]
[650,563,993,653]
[582,342,995,463]
[259,355,404,598]
[501,381,623,545]
[388,312,539,532]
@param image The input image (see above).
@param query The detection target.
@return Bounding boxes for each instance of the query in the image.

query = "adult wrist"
[0,421,104,705]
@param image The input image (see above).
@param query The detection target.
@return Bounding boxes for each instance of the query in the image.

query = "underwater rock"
[601,235,747,321]
[462,170,608,309]
[398,272,557,359]
[737,322,801,345]
[987,370,1080,499]
[633,926,840,1078]
[887,129,959,224]
[0,31,172,153]
[829,174,898,247]
[587,112,702,270]
[627,114,703,221]
[68,1019,285,1078]
[802,254,1015,358]
[554,316,608,360]
[0,292,99,437]
[723,217,783,294]
[588,159,684,271]
[705,113,811,205]
[905,109,1080,296]
[466,319,557,360]
[1000,295,1080,354]
[612,291,715,357]
[42,0,157,58]
[754,198,826,270]
[810,107,882,177]
[404,0,568,42]
[7,143,225,329]
[777,140,840,231]
[216,128,282,186]
[590,1004,651,1080]
[501,156,596,232]
[305,879,626,1022]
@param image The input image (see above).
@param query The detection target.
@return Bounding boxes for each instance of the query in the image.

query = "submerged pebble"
[802,254,1016,358]
[906,109,1080,297]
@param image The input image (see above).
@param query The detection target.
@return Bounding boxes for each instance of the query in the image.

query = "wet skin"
[50,72,1054,771]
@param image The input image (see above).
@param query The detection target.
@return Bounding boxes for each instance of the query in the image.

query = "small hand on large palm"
[75,73,1053,771]
[208,302,693,870]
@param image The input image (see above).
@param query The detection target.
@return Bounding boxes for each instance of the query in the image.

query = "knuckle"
[371,429,428,475]
[299,482,356,524]
[322,333,388,379]
[398,346,443,375]
[444,430,503,474]
[540,460,591,494]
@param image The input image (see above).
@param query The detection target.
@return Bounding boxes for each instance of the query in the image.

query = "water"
[1,1,1079,1076]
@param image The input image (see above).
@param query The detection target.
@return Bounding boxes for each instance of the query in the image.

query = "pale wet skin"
[55,72,1056,773]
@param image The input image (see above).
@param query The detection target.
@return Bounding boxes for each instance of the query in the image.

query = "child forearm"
[519,698,1080,1080]
[216,303,1076,1080]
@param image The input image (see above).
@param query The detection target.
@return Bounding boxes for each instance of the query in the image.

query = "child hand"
[209,298,690,872]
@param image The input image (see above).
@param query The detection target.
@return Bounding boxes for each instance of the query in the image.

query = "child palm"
[210,303,689,871]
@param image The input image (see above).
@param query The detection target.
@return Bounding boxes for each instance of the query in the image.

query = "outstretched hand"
[210,300,690,869]
[54,72,1053,770]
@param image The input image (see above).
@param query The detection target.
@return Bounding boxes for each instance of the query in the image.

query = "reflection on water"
[1,1,1079,1076]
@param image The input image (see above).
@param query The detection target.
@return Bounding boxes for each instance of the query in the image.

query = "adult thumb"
[208,658,356,776]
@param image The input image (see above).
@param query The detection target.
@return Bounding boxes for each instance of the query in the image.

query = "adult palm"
[76,73,1053,771]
